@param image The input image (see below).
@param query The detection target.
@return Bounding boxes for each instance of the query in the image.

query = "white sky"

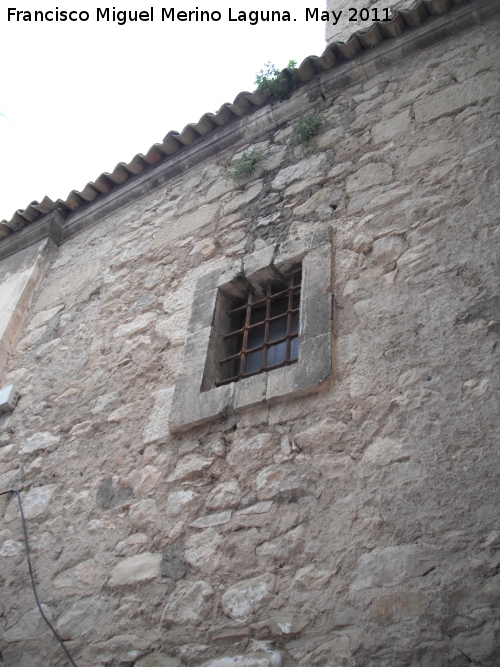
[0,1,326,221]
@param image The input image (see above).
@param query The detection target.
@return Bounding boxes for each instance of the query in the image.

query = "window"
[169,226,333,432]
[218,268,301,385]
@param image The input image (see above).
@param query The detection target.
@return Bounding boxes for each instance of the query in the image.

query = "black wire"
[0,489,78,667]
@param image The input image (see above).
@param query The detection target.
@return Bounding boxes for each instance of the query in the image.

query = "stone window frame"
[169,225,333,432]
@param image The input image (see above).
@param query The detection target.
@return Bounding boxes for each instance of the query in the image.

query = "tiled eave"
[0,0,497,260]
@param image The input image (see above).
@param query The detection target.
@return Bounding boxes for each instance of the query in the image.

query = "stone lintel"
[243,245,276,278]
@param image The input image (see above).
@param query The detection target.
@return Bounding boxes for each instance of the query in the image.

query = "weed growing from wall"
[228,148,263,183]
[290,111,324,146]
[255,61,299,102]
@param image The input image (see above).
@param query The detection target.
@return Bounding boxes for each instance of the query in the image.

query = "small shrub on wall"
[255,60,299,102]
[291,111,324,146]
[228,148,263,183]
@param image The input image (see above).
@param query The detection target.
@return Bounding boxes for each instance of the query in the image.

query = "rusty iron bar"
[223,307,299,341]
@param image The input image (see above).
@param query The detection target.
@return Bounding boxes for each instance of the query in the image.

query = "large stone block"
[206,479,242,510]
[294,419,347,453]
[407,140,456,169]
[222,573,276,621]
[128,499,159,528]
[53,559,97,591]
[167,454,214,482]
[272,154,327,190]
[143,386,175,444]
[19,431,60,455]
[361,437,411,468]
[199,653,282,667]
[371,235,407,266]
[108,552,162,587]
[223,181,264,215]
[88,634,150,663]
[414,74,498,124]
[300,293,333,339]
[165,489,198,516]
[184,528,227,575]
[255,524,306,560]
[254,464,294,501]
[182,327,213,374]
[226,432,276,474]
[169,374,203,430]
[234,373,268,411]
[113,312,158,339]
[92,391,122,414]
[27,304,64,331]
[153,203,220,248]
[5,485,57,522]
[57,596,108,639]
[372,109,411,144]
[161,580,214,625]
[169,375,234,432]
[346,163,393,194]
[302,245,332,298]
[294,333,332,391]
[189,511,232,529]
[3,605,53,642]
[350,544,442,591]
[294,564,335,590]
[187,289,218,333]
[136,655,181,667]
[298,637,352,667]
[194,267,224,296]
[368,592,428,622]
[265,365,297,403]
[243,245,276,278]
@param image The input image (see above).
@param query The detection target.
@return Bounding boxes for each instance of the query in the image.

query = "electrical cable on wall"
[0,489,78,667]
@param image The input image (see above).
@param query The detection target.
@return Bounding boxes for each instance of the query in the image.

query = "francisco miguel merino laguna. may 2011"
[6,7,360,25]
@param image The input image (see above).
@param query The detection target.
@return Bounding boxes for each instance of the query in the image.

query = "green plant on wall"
[228,148,263,183]
[290,111,324,146]
[255,60,299,102]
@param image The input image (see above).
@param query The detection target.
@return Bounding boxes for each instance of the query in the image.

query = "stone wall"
[0,240,55,374]
[0,6,499,667]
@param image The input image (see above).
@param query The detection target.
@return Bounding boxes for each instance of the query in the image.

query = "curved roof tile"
[0,0,467,242]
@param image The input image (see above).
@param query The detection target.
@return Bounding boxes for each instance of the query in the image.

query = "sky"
[0,2,326,222]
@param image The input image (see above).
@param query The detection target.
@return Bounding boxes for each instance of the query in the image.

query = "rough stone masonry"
[0,1,499,666]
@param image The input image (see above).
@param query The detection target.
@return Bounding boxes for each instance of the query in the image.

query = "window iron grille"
[217,270,301,385]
